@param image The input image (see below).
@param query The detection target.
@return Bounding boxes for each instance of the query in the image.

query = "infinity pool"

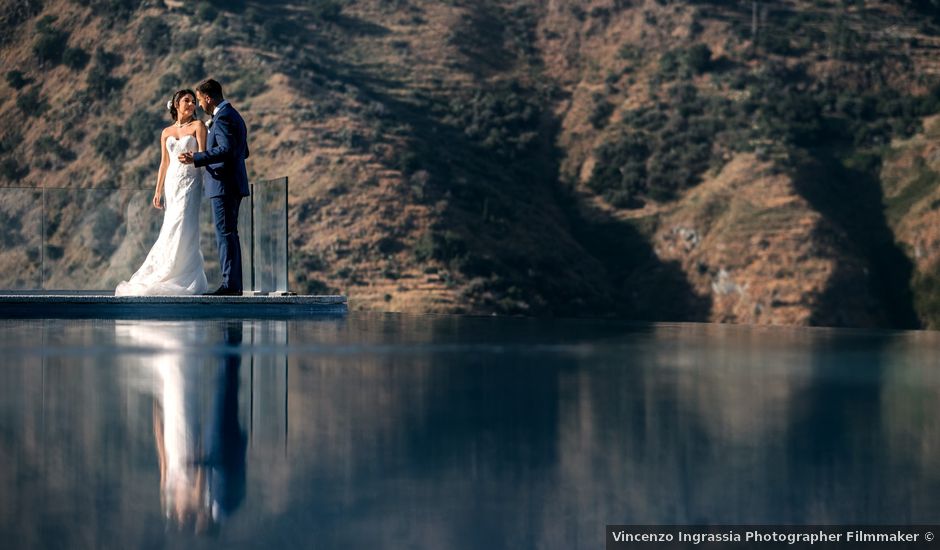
[1,315,938,548]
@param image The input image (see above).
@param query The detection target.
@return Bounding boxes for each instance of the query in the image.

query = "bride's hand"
[152,193,163,210]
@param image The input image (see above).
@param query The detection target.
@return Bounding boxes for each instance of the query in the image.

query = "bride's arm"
[195,121,208,153]
[153,129,169,210]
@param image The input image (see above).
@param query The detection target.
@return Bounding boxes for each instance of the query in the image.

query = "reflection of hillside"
[879,330,940,503]
[543,325,810,530]
[279,322,565,548]
[4,318,940,547]
[540,324,940,534]
[667,324,811,442]
[0,319,162,547]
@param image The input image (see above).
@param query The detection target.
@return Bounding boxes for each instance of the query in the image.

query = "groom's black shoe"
[204,287,243,296]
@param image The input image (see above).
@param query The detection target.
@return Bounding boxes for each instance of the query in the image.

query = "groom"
[179,79,250,296]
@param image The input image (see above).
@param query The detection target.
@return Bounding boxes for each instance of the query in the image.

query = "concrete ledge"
[0,294,348,319]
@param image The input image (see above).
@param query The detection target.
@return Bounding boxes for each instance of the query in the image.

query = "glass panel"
[43,188,161,291]
[200,200,220,286]
[0,188,42,290]
[1,182,274,293]
[240,192,253,291]
[252,177,288,293]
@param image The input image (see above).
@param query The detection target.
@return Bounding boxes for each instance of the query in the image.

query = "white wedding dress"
[115,135,208,296]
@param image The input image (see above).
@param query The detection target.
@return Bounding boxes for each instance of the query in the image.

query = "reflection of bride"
[117,321,246,533]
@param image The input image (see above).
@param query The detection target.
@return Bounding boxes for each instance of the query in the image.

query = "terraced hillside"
[1,0,939,327]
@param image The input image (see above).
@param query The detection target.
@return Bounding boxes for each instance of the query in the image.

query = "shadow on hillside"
[559,195,713,322]
[791,152,920,329]
[292,17,710,320]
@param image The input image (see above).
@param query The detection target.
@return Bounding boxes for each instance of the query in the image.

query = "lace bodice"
[114,132,207,296]
[167,134,198,158]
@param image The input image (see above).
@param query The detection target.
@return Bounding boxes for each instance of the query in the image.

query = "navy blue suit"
[203,322,246,521]
[194,102,250,292]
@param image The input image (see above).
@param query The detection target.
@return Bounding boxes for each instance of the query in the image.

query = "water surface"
[1,315,938,548]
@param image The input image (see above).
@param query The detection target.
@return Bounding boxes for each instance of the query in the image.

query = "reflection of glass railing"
[0,178,288,293]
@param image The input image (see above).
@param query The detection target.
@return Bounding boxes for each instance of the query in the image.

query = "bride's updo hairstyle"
[167,89,197,122]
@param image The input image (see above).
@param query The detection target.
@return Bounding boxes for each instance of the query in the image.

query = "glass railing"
[0,178,288,293]
[251,177,288,294]
[0,188,42,290]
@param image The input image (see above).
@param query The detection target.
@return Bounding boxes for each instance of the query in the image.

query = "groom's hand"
[178,152,194,164]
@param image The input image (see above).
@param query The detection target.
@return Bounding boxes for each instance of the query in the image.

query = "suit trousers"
[211,195,244,292]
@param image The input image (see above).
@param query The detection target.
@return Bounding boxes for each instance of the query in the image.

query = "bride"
[116,89,209,296]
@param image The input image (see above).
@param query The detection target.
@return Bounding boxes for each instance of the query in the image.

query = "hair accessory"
[166,99,173,110]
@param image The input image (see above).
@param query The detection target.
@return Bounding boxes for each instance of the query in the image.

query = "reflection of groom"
[204,321,247,524]
[179,78,250,296]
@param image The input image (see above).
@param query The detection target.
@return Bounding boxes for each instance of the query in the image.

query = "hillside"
[1,0,939,328]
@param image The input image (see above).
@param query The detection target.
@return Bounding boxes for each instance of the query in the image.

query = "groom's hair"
[196,79,224,103]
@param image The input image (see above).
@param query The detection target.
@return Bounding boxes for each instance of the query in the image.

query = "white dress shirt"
[212,100,230,118]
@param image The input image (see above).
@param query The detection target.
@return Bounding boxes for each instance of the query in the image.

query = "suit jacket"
[194,102,251,198]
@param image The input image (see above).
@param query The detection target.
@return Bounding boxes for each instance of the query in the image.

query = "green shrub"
[658,49,682,78]
[86,63,125,97]
[126,111,164,151]
[93,130,125,159]
[591,51,940,211]
[0,131,21,155]
[231,72,268,100]
[658,44,713,79]
[178,53,205,82]
[261,17,292,44]
[684,44,712,73]
[0,158,28,181]
[139,16,171,55]
[77,0,135,20]
[590,80,737,207]
[588,93,614,129]
[394,150,420,175]
[440,81,541,161]
[5,70,28,89]
[196,2,219,22]
[0,0,42,38]
[32,16,69,65]
[588,131,650,208]
[92,47,122,72]
[34,136,76,162]
[202,25,229,48]
[154,72,182,102]
[85,47,124,97]
[414,230,467,263]
[15,87,47,116]
[618,44,642,61]
[306,0,343,20]
[63,47,89,70]
[173,31,199,52]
